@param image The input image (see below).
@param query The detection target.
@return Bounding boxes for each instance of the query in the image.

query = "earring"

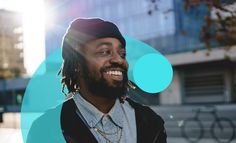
[74,84,80,92]
[128,80,136,90]
[69,79,72,85]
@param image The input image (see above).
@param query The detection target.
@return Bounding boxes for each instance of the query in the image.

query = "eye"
[119,51,126,59]
[118,49,126,59]
[96,49,112,56]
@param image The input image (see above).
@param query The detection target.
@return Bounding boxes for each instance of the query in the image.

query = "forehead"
[84,37,125,50]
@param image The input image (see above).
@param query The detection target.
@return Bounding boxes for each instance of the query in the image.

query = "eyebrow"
[118,44,125,49]
[96,42,125,49]
[96,42,112,49]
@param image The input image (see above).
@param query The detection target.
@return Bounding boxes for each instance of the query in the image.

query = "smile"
[104,70,124,81]
[105,71,123,76]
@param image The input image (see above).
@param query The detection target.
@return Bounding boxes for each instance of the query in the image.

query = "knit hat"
[62,18,126,59]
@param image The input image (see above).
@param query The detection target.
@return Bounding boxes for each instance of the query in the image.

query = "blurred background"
[0,0,236,143]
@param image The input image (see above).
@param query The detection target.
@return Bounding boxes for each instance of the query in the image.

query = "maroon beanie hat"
[62,18,126,59]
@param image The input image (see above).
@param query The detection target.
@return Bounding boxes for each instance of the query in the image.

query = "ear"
[73,65,81,87]
[75,64,81,75]
[76,62,87,78]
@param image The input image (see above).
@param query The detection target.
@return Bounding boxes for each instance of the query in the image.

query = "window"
[182,68,228,104]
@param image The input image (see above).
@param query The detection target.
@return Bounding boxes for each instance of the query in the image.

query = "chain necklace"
[93,127,123,143]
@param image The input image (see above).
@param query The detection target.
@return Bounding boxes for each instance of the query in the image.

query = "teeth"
[106,71,122,76]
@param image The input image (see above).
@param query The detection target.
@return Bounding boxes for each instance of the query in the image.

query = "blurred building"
[0,9,25,79]
[44,0,236,105]
[0,78,29,112]
[0,9,27,112]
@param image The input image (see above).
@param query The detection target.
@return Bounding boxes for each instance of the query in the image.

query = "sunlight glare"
[0,0,46,76]
[22,0,46,75]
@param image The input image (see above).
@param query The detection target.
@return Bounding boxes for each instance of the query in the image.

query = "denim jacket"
[27,98,167,143]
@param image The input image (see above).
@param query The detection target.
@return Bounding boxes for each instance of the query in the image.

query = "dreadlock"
[58,35,85,96]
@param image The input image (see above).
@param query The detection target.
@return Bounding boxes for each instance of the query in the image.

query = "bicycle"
[181,106,235,143]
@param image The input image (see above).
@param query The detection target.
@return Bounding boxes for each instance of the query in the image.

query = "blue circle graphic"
[133,53,173,93]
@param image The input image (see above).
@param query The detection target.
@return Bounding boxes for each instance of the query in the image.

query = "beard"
[81,64,128,100]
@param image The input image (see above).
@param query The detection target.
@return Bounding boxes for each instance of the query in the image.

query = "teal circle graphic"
[21,49,66,143]
[133,53,173,93]
[20,37,173,142]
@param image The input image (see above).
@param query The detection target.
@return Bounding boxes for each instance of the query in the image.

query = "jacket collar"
[61,98,163,143]
[126,98,164,143]
[61,98,98,143]
[73,93,124,128]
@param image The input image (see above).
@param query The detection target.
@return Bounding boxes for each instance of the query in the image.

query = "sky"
[0,0,46,76]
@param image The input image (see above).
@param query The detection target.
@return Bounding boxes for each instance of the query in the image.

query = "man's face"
[80,37,129,99]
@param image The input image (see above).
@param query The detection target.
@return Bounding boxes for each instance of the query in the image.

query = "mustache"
[101,63,128,73]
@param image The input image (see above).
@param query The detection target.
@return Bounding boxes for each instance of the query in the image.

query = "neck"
[79,87,116,114]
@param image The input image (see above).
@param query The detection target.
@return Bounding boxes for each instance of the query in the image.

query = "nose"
[110,52,126,65]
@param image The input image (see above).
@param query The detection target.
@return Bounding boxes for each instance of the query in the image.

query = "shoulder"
[126,98,167,143]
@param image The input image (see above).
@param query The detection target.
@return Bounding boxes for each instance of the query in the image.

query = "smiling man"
[76,37,128,106]
[27,18,167,143]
